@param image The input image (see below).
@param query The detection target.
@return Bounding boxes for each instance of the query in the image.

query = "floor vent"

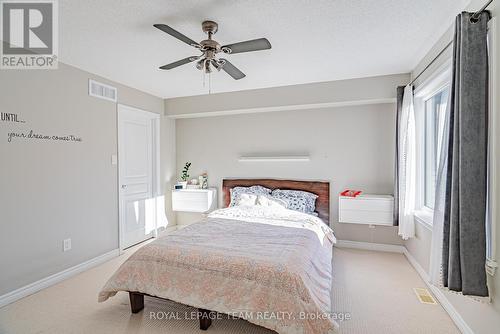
[89,79,117,102]
[413,288,437,305]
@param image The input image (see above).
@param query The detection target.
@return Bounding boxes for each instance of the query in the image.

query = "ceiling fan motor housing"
[200,39,221,53]
[200,21,221,54]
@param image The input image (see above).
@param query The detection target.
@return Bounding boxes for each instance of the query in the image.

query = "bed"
[99,179,337,333]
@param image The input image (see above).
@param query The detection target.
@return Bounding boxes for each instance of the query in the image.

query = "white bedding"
[209,205,336,245]
[99,205,338,333]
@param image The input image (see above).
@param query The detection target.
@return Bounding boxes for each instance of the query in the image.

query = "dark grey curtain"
[393,86,405,226]
[441,11,490,297]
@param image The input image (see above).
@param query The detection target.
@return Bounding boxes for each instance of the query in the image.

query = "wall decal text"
[1,113,26,123]
[7,130,83,143]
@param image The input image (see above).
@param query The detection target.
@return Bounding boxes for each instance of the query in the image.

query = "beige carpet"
[0,246,459,334]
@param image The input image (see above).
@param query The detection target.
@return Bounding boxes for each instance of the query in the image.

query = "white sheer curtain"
[429,95,451,284]
[398,85,416,240]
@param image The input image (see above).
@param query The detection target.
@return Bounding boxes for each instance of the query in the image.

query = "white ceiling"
[59,0,468,99]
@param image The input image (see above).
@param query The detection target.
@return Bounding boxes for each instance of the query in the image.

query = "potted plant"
[179,162,191,189]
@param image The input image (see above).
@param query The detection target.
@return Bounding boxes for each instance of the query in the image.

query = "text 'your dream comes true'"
[7,130,83,143]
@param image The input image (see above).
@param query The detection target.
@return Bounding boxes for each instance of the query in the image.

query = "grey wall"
[160,115,177,229]
[173,74,409,245]
[0,61,175,296]
[165,74,405,117]
[406,1,500,333]
[404,220,432,273]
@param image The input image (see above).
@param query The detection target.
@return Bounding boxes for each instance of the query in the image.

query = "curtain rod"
[472,0,494,21]
[409,40,453,86]
[409,0,493,86]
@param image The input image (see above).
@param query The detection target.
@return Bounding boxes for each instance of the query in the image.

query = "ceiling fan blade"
[153,24,200,47]
[218,59,246,80]
[222,38,271,54]
[159,56,199,70]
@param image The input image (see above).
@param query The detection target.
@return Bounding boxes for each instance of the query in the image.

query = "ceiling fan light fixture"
[196,59,205,70]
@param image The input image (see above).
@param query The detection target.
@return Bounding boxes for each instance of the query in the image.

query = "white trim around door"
[117,104,161,253]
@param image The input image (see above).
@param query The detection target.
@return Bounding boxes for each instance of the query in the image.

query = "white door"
[118,105,158,249]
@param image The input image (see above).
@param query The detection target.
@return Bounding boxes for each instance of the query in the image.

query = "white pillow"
[234,193,258,206]
[271,189,318,214]
[229,186,272,206]
[256,195,288,209]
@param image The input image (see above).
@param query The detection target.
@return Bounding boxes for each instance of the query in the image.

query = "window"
[423,89,449,209]
[485,18,496,270]
[413,63,451,224]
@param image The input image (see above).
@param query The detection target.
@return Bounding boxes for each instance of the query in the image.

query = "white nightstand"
[172,188,217,213]
[339,194,394,226]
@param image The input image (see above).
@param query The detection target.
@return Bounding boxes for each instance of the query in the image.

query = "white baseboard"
[335,240,405,253]
[403,249,473,334]
[402,248,430,282]
[0,236,474,334]
[336,239,474,334]
[166,225,178,232]
[0,248,120,308]
[157,225,178,237]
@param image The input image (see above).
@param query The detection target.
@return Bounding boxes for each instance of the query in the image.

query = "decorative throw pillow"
[229,186,272,206]
[256,195,288,209]
[234,193,258,206]
[271,189,318,214]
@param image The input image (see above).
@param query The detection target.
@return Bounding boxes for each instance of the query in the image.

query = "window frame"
[413,62,452,227]
[486,18,497,274]
[423,88,449,210]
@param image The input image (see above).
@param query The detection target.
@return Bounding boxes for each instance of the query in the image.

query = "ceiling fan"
[154,20,271,80]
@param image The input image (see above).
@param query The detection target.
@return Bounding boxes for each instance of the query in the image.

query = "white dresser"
[338,194,394,226]
[172,188,217,213]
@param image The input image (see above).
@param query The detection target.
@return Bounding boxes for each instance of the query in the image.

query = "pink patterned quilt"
[99,206,338,333]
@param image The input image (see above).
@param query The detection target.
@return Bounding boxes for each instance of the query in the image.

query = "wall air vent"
[88,79,117,102]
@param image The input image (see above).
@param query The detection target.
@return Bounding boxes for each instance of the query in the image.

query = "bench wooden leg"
[128,292,212,330]
[198,308,212,330]
[129,292,144,313]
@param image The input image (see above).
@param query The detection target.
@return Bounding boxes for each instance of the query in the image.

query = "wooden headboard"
[222,179,330,223]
